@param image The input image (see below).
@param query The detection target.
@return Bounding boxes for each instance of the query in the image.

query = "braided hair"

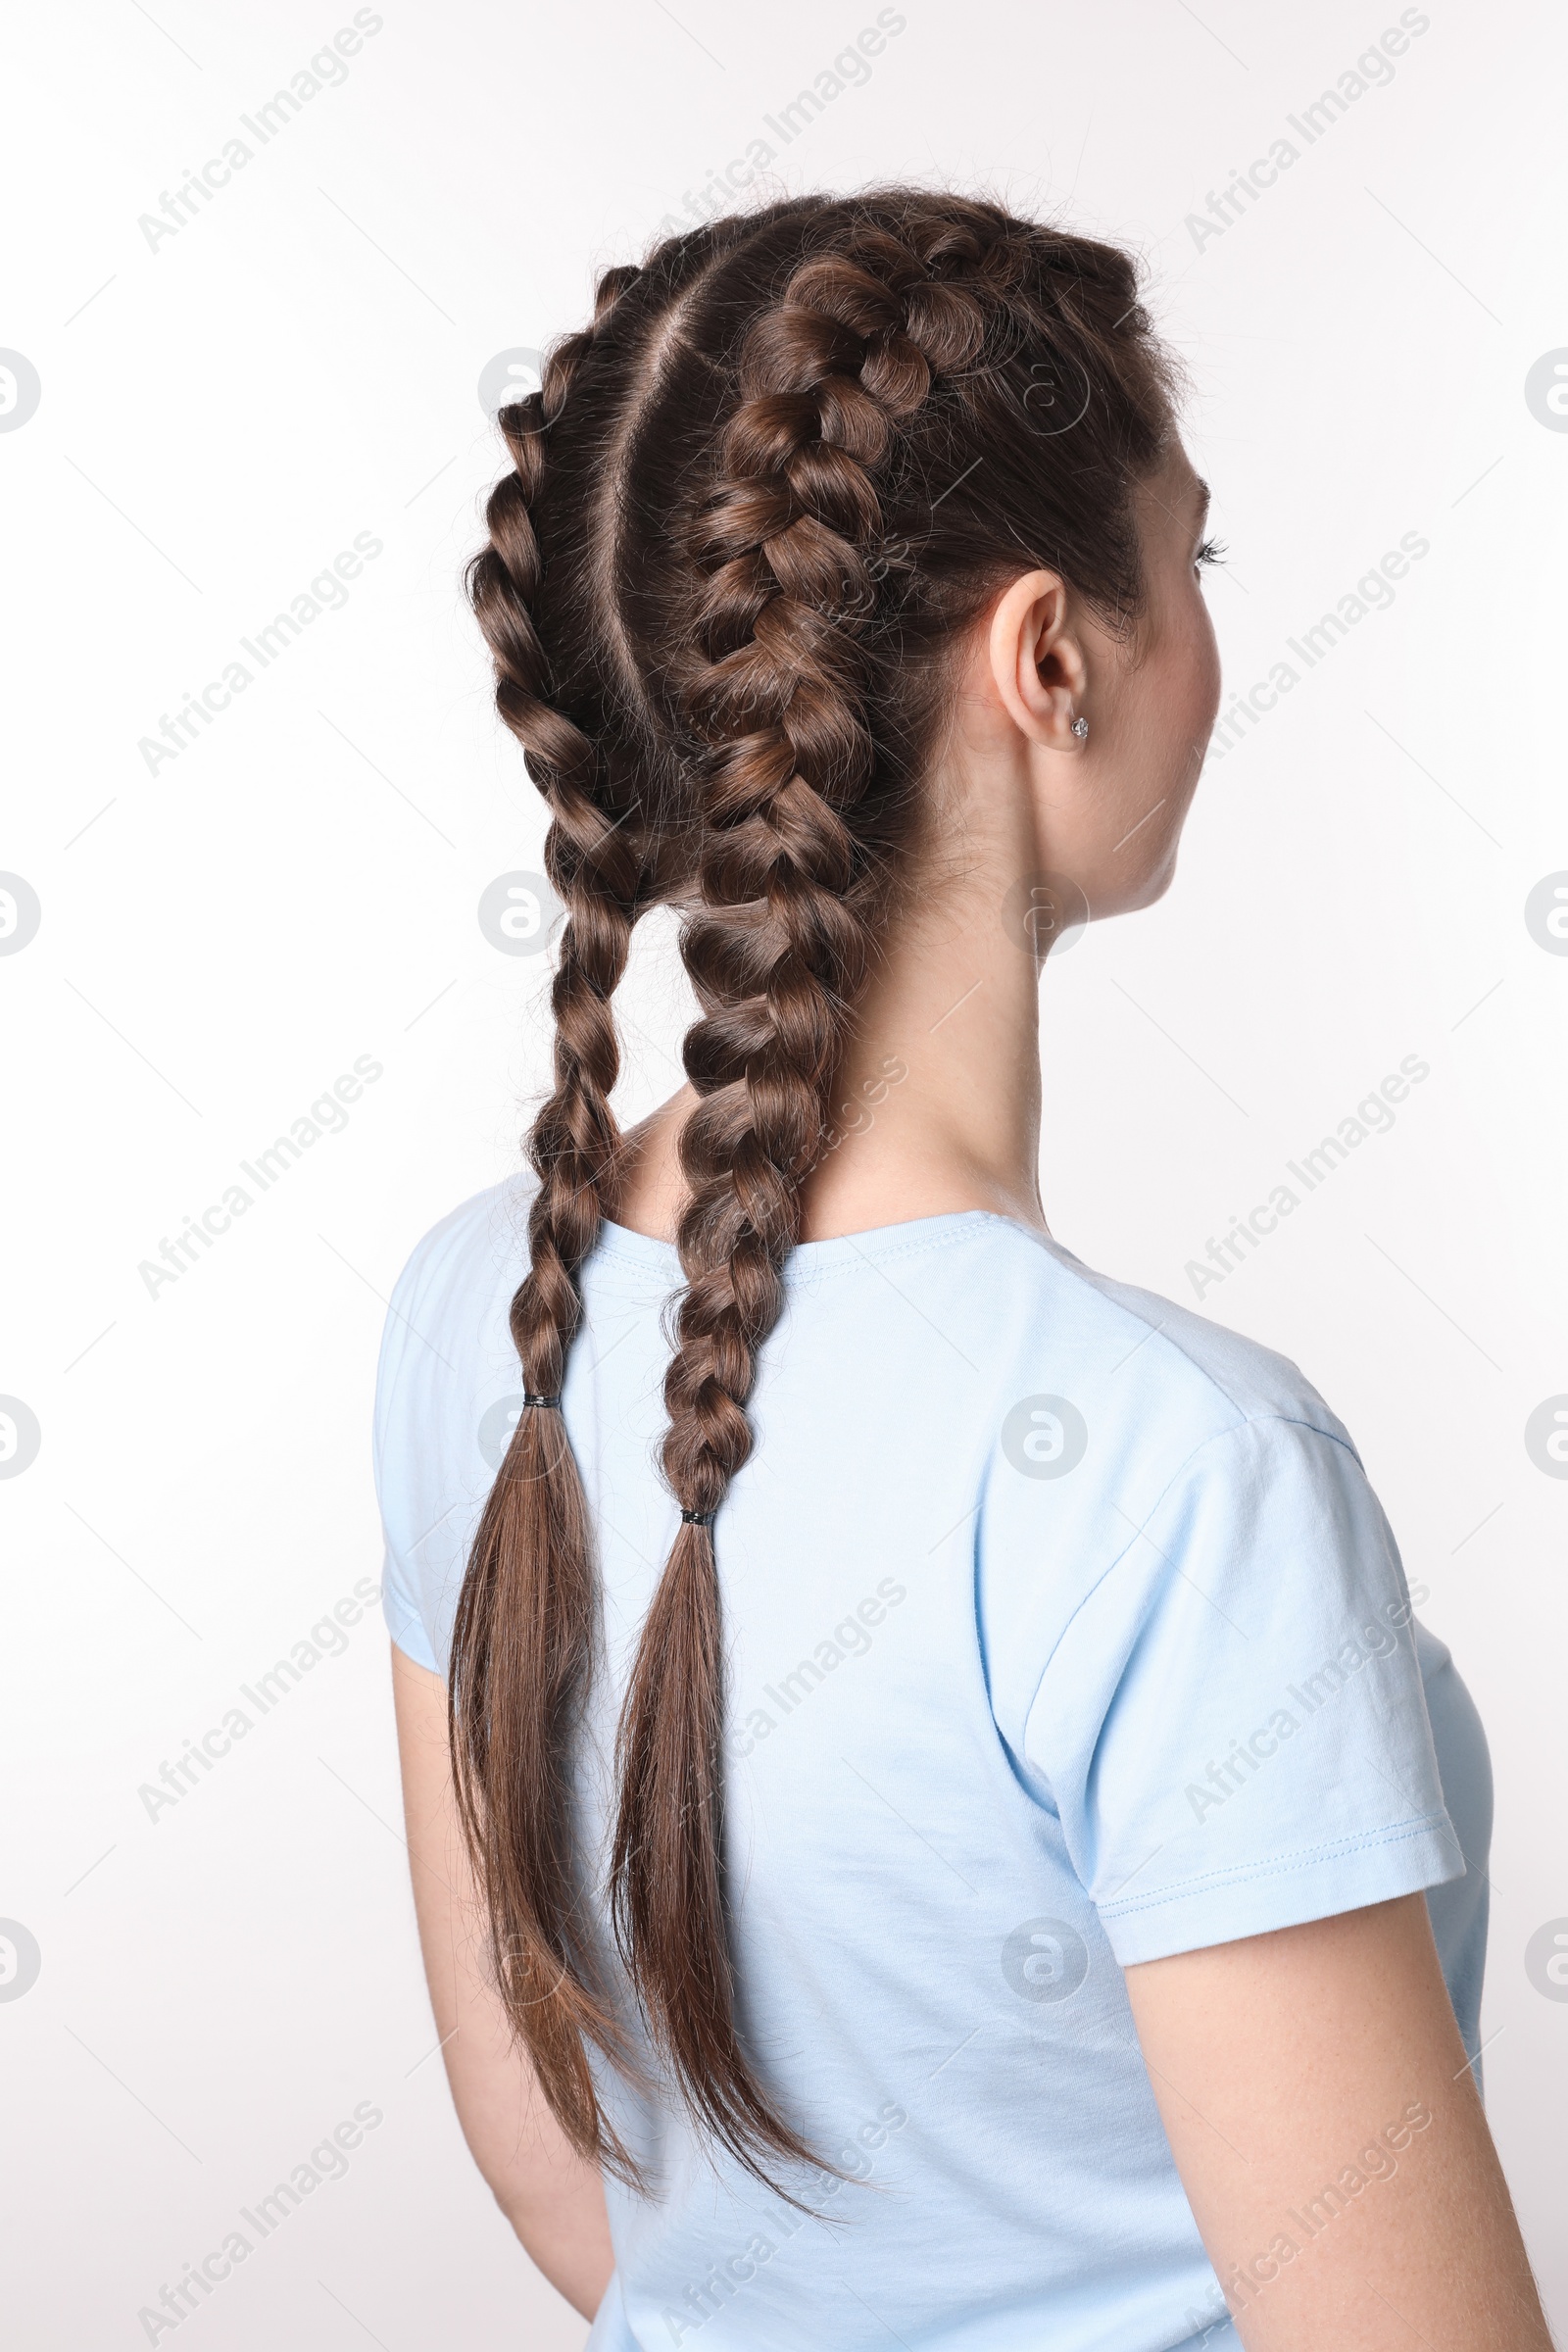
[450,191,1178,2190]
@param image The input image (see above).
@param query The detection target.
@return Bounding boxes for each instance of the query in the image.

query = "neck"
[612,749,1053,1248]
[796,835,1048,1241]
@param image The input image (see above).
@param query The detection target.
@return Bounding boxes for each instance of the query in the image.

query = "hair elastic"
[681,1508,716,1527]
[523,1393,563,1409]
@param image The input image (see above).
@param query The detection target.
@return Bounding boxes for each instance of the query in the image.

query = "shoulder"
[969,1220,1358,1485]
[386,1174,533,1323]
[372,1176,534,1460]
[370,1177,537,1674]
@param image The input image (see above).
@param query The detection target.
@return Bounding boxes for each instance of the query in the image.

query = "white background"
[3,2,1566,2345]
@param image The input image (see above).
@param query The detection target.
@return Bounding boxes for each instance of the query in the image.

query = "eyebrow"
[1193,476,1211,527]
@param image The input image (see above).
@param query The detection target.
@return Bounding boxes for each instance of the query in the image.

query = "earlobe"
[988,568,1088,750]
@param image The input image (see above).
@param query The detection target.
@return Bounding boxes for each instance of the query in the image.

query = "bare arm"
[1124,1893,1552,2351]
[391,1641,614,2322]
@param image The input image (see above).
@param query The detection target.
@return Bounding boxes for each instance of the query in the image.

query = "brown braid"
[451,192,1178,2191]
[611,220,1011,2172]
[449,261,668,2178]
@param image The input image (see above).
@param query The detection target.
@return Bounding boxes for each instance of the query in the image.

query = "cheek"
[1179,581,1223,736]
[1133,590,1222,872]
[1126,590,1218,773]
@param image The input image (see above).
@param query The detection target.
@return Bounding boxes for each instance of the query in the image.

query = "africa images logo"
[1524,873,1568,954]
[0,350,41,432]
[0,1921,42,2001]
[0,1397,42,1479]
[1524,351,1568,432]
[1524,1398,1568,1479]
[1002,1918,1091,2004]
[1525,1921,1568,2000]
[1002,1396,1088,1479]
[476,871,564,956]
[477,349,544,418]
[0,873,42,953]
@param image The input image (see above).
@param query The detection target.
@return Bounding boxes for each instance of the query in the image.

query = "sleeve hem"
[381,1558,441,1676]
[1102,1810,1465,1967]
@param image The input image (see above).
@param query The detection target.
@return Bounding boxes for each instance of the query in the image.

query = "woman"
[373,192,1547,2349]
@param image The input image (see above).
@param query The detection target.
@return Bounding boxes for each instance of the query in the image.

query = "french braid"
[611,221,1010,2173]
[451,192,1178,2190]
[450,262,673,2176]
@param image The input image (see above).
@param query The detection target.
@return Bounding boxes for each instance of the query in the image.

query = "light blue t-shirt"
[372,1181,1491,2352]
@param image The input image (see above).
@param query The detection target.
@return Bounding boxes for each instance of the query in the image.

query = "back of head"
[451,187,1178,2191]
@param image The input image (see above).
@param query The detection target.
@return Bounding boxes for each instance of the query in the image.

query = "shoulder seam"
[998,1221,1338,1437]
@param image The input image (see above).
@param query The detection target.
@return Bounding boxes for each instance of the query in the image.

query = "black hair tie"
[523,1393,562,1409]
[681,1507,716,1527]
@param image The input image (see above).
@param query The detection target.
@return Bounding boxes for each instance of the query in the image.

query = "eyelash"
[1195,536,1227,569]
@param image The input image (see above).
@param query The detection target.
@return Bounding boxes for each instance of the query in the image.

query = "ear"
[987,569,1089,749]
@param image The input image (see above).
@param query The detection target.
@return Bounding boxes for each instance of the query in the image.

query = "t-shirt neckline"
[586,1206,1055,1287]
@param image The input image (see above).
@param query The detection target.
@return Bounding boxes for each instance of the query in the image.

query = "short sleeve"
[378,1547,440,1673]
[1022,1415,1464,1965]
[370,1227,445,1676]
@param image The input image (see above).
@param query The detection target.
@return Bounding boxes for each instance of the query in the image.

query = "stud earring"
[1070,714,1089,741]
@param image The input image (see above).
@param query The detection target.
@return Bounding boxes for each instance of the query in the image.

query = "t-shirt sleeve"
[370,1227,444,1676]
[1021,1414,1464,1966]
